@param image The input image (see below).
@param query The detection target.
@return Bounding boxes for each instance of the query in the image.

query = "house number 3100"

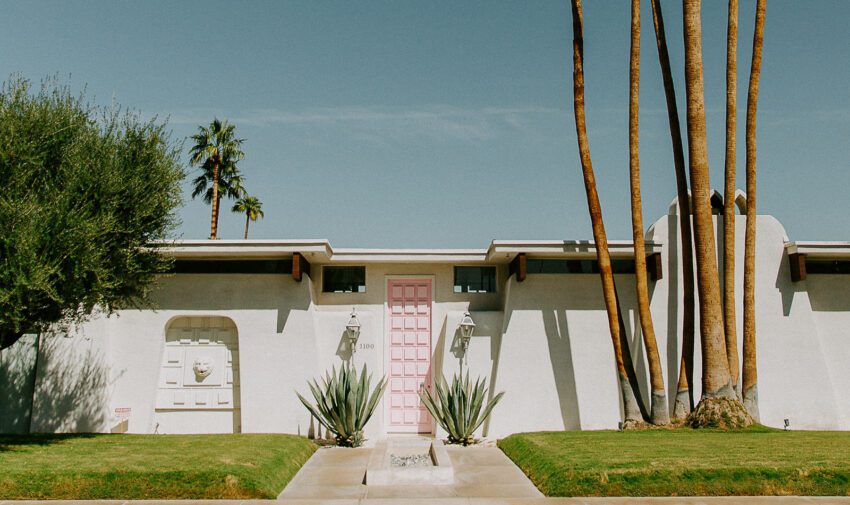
[358,343,374,350]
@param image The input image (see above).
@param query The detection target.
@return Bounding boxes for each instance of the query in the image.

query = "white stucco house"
[1,195,849,438]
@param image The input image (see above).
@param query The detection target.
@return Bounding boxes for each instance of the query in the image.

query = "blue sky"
[1,1,848,247]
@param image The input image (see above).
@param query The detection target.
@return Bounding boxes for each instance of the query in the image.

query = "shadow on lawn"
[0,433,99,451]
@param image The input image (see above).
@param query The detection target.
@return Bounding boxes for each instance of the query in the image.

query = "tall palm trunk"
[629,0,668,425]
[683,0,735,400]
[244,212,250,239]
[723,0,741,397]
[210,157,221,240]
[571,0,644,422]
[743,0,766,421]
[650,0,696,418]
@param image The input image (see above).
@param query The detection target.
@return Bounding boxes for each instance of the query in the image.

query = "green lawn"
[498,426,850,497]
[0,433,316,499]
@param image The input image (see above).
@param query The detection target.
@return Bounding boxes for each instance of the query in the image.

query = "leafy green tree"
[189,119,245,239]
[0,77,185,351]
[232,195,264,239]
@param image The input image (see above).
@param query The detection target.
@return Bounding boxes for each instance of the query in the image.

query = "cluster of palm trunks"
[569,0,766,427]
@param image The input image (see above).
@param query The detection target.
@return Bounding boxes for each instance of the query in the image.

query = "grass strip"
[0,433,316,499]
[498,426,850,496]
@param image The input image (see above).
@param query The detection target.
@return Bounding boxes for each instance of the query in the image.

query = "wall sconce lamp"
[346,307,361,354]
[458,311,476,355]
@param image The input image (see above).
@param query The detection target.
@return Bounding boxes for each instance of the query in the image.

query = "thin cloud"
[162,105,562,143]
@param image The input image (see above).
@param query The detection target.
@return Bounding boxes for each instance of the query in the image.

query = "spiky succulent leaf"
[418,371,504,446]
[296,363,387,447]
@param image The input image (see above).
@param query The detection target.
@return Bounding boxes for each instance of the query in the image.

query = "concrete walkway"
[277,444,542,500]
[5,498,850,504]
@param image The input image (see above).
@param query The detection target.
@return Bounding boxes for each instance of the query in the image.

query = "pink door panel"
[387,279,432,433]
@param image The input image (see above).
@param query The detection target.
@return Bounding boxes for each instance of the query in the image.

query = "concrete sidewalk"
[5,498,850,504]
[277,444,543,500]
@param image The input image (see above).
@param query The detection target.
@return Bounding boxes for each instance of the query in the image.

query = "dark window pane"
[454,266,497,293]
[807,260,850,274]
[611,260,637,273]
[323,266,367,293]
[525,258,636,274]
[172,259,292,274]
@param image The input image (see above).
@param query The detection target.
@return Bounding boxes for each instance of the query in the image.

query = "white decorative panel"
[165,369,179,385]
[155,317,240,411]
[166,349,181,364]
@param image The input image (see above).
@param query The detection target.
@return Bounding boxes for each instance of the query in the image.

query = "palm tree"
[189,119,245,240]
[191,157,246,215]
[233,195,264,239]
[723,0,741,398]
[571,0,644,423]
[743,0,767,421]
[649,0,696,419]
[629,0,668,425]
[682,0,736,404]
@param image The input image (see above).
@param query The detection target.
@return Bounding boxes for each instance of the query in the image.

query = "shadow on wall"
[806,275,850,312]
[777,253,813,316]
[29,335,119,433]
[0,335,39,434]
[659,215,686,414]
[335,330,353,362]
[500,282,589,430]
[540,310,582,430]
[150,274,313,333]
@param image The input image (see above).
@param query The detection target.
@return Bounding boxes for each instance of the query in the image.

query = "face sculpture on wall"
[192,356,214,382]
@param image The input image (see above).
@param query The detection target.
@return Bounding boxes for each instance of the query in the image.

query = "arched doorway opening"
[153,316,241,433]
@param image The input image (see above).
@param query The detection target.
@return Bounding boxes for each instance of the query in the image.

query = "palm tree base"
[687,396,753,429]
[672,389,692,420]
[650,389,671,425]
[742,385,760,422]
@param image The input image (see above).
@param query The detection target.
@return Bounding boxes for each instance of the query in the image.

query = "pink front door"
[386,278,433,433]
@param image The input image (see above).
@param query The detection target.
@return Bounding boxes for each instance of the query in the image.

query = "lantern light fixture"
[458,311,476,354]
[345,307,361,353]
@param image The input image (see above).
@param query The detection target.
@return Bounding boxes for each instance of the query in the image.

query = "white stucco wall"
[6,211,850,437]
[647,213,849,430]
[485,273,643,437]
[0,334,39,433]
[30,318,112,433]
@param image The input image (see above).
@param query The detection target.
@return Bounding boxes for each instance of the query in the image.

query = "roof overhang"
[157,240,332,260]
[487,240,662,262]
[784,241,850,259]
[153,239,663,264]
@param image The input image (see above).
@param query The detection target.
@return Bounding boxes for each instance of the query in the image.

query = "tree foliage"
[0,77,185,350]
[232,195,264,239]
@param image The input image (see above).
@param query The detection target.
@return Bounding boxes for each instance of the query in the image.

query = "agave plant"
[297,363,387,447]
[419,372,504,446]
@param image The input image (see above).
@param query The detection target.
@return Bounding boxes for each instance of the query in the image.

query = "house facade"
[1,199,849,439]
